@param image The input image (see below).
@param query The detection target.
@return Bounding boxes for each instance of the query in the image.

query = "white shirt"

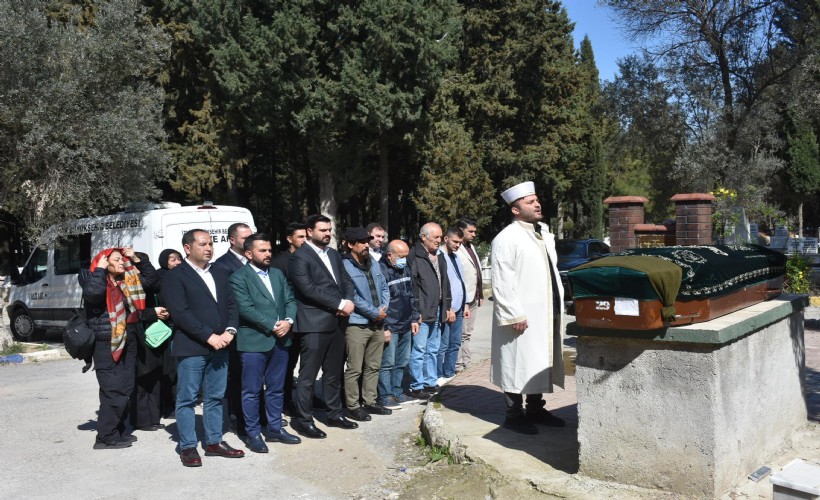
[305,240,336,282]
[249,263,274,300]
[185,258,217,301]
[229,248,248,265]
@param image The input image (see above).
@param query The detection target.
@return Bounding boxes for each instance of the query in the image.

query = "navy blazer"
[163,261,239,357]
[288,243,354,333]
[211,250,244,275]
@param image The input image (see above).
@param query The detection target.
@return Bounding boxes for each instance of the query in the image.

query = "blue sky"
[563,1,638,82]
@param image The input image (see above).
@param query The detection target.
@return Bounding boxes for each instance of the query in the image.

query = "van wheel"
[10,309,40,341]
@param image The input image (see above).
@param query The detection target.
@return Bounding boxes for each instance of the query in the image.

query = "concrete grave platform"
[569,295,809,497]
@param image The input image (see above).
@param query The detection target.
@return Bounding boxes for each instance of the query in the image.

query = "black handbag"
[63,308,95,367]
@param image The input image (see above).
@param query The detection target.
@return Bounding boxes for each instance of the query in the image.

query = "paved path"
[434,302,820,497]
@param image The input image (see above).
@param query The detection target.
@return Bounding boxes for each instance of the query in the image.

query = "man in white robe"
[490,181,565,434]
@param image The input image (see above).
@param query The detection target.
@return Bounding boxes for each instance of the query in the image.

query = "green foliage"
[451,0,586,228]
[414,94,495,229]
[784,254,812,294]
[0,0,171,239]
[786,120,820,197]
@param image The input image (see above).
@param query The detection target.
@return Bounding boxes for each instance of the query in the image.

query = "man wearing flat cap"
[341,227,391,421]
[490,181,566,434]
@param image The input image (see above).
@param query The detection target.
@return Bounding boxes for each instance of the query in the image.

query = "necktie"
[257,270,268,277]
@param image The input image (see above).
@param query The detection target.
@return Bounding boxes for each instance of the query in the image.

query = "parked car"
[556,239,610,310]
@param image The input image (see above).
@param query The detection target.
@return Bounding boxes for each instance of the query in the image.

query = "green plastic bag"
[144,320,172,348]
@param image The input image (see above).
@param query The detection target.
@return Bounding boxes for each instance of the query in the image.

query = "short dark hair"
[305,214,331,230]
[365,222,385,234]
[285,222,307,237]
[227,222,251,239]
[243,232,271,252]
[182,229,209,246]
[457,217,477,230]
[445,226,464,238]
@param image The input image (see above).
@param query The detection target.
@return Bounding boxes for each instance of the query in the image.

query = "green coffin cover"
[568,244,786,303]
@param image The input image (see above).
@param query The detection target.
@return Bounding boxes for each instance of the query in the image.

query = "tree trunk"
[378,137,389,234]
[798,201,804,252]
[319,171,339,249]
[0,296,13,351]
[555,201,565,239]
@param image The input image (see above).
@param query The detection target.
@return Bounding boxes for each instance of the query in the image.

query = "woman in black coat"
[80,247,168,449]
[136,249,182,423]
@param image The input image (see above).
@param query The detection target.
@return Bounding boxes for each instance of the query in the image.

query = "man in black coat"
[163,229,244,467]
[287,214,358,438]
[211,222,253,274]
[210,221,253,436]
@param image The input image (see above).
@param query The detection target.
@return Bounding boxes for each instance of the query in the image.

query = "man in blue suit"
[229,233,301,453]
[163,229,244,467]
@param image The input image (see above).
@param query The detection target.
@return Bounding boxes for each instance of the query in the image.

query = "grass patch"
[415,435,454,464]
[0,343,24,355]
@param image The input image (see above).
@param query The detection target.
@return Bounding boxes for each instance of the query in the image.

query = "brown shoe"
[204,441,245,458]
[180,447,202,467]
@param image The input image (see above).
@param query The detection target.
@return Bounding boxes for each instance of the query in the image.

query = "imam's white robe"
[490,220,565,394]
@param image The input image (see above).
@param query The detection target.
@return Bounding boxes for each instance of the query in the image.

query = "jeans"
[408,312,441,390]
[240,343,289,437]
[438,309,463,378]
[377,329,411,401]
[176,350,229,450]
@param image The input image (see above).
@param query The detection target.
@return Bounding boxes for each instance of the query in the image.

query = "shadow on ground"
[439,384,579,474]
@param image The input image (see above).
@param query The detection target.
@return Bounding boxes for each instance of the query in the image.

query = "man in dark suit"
[211,222,253,274]
[210,221,254,436]
[270,221,307,415]
[163,229,244,467]
[229,233,301,453]
[288,214,359,438]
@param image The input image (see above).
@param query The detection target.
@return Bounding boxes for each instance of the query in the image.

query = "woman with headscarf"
[153,249,182,419]
[131,250,180,431]
[80,247,168,449]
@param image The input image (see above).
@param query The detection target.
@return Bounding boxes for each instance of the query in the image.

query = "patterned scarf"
[89,249,146,361]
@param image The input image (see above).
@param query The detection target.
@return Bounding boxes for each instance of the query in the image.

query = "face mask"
[394,257,407,269]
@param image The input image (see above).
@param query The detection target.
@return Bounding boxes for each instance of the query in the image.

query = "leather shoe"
[503,415,538,435]
[264,428,301,444]
[526,408,566,427]
[347,406,371,422]
[180,447,202,467]
[118,434,138,444]
[245,434,269,453]
[291,421,327,439]
[326,416,359,429]
[363,404,392,416]
[93,439,131,450]
[137,424,165,431]
[204,441,245,458]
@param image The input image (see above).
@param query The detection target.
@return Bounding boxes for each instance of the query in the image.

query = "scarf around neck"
[89,248,146,361]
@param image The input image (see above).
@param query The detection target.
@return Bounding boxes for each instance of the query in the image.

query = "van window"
[18,246,48,285]
[54,234,92,275]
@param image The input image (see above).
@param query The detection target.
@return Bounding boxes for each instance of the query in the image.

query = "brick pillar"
[604,196,648,252]
[671,193,716,246]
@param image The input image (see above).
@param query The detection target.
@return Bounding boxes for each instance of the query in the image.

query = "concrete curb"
[0,343,69,365]
[420,404,470,465]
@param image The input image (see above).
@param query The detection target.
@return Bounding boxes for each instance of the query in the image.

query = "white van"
[6,202,256,340]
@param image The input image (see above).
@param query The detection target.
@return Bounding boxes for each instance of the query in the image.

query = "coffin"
[568,244,786,330]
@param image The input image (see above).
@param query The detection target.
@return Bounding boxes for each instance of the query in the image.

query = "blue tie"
[257,270,268,277]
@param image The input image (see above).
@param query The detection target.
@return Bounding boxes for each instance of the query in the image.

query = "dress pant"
[132,328,165,428]
[295,326,345,425]
[377,329,411,402]
[283,333,301,412]
[176,350,229,450]
[438,309,464,378]
[93,333,136,444]
[457,300,479,370]
[226,342,245,434]
[408,313,441,390]
[240,343,289,437]
[344,324,383,409]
